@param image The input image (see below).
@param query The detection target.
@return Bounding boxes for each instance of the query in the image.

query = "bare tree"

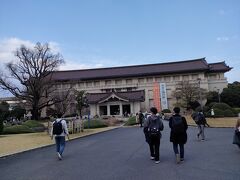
[46,90,74,117]
[173,81,207,110]
[75,90,88,118]
[0,43,64,120]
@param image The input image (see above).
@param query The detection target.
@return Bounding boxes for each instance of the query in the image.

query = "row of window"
[56,73,219,89]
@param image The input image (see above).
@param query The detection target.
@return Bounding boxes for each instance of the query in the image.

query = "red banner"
[153,82,161,112]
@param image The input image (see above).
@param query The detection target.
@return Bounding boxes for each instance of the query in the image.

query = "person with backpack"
[51,113,70,160]
[144,107,164,164]
[138,110,144,127]
[169,107,188,164]
[195,110,209,141]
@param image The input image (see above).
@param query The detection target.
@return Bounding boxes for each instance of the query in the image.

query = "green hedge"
[124,116,137,126]
[84,119,108,129]
[162,109,171,113]
[22,120,45,128]
[3,125,34,134]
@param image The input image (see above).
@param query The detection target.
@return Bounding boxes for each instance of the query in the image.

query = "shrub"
[124,116,137,126]
[162,109,171,113]
[224,109,235,117]
[212,103,231,110]
[3,125,34,134]
[213,108,224,117]
[22,120,45,128]
[0,118,3,134]
[84,119,108,129]
[233,108,240,114]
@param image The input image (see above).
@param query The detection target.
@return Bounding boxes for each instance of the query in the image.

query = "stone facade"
[51,58,231,117]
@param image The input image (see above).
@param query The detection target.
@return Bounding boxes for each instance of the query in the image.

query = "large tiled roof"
[52,58,231,81]
[86,90,145,104]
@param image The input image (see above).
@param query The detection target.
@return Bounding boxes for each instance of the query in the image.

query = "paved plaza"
[0,121,239,180]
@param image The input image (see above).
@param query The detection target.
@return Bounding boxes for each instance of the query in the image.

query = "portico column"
[107,104,110,116]
[119,102,123,116]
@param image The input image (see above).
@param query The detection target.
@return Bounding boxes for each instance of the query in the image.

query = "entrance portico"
[87,90,145,117]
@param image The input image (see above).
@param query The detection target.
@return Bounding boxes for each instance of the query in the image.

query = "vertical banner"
[160,83,168,110]
[153,82,161,112]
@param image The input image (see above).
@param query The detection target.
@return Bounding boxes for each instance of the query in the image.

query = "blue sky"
[0,0,239,96]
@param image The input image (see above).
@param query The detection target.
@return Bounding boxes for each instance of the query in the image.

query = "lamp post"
[214,87,221,103]
[197,78,202,109]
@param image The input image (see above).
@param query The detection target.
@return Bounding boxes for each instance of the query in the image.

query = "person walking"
[144,107,164,164]
[51,114,70,160]
[195,110,209,141]
[169,107,188,164]
[139,110,144,127]
[233,118,240,149]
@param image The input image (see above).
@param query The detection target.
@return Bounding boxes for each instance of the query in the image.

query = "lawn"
[185,115,237,128]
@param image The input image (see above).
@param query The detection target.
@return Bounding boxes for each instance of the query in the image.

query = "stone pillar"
[107,104,110,116]
[119,102,123,116]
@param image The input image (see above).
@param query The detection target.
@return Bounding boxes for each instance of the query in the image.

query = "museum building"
[51,58,231,117]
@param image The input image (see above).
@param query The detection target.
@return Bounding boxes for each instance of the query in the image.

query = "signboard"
[160,83,168,110]
[153,82,161,112]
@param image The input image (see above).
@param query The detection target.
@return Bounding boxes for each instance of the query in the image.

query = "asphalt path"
[0,121,240,180]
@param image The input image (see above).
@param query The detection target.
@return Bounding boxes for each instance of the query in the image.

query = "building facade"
[51,58,231,117]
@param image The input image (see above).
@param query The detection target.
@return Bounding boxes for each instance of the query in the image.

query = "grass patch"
[185,115,237,128]
[124,116,137,126]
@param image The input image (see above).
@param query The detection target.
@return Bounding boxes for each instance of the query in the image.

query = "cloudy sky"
[0,0,239,97]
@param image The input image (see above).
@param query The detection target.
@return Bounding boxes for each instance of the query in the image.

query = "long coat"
[169,114,188,144]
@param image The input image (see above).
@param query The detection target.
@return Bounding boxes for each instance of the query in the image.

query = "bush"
[124,116,137,126]
[224,109,235,117]
[84,119,108,129]
[212,103,232,110]
[0,118,3,134]
[22,120,45,128]
[162,109,171,113]
[212,108,224,117]
[3,125,34,134]
[233,108,240,114]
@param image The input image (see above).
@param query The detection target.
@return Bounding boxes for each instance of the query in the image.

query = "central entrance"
[110,105,120,115]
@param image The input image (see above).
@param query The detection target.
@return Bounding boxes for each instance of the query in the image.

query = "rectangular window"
[191,74,198,80]
[155,77,162,82]
[94,81,100,87]
[173,76,180,81]
[105,80,112,85]
[147,77,153,83]
[138,78,145,83]
[126,79,132,85]
[115,79,122,85]
[164,76,171,81]
[183,75,189,81]
[86,82,92,87]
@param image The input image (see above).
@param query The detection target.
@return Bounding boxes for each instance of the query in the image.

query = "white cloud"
[0,37,61,64]
[59,60,104,70]
[216,37,229,41]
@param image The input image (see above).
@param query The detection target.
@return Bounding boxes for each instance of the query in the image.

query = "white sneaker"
[176,154,180,164]
[150,156,155,160]
[155,160,160,164]
[57,152,62,160]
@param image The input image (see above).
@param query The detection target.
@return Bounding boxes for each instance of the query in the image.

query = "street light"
[197,78,202,109]
[214,87,221,103]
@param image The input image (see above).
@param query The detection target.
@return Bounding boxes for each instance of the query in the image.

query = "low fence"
[47,118,84,134]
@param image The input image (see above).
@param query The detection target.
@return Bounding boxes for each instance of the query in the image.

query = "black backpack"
[52,120,63,135]
[171,116,185,133]
[148,116,163,136]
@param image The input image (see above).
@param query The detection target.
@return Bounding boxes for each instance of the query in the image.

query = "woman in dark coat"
[169,107,188,163]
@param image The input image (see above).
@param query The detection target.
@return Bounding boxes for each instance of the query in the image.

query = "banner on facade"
[160,83,168,110]
[153,82,161,112]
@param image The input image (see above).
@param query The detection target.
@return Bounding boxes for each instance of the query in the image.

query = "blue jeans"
[55,136,65,155]
[173,143,184,159]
